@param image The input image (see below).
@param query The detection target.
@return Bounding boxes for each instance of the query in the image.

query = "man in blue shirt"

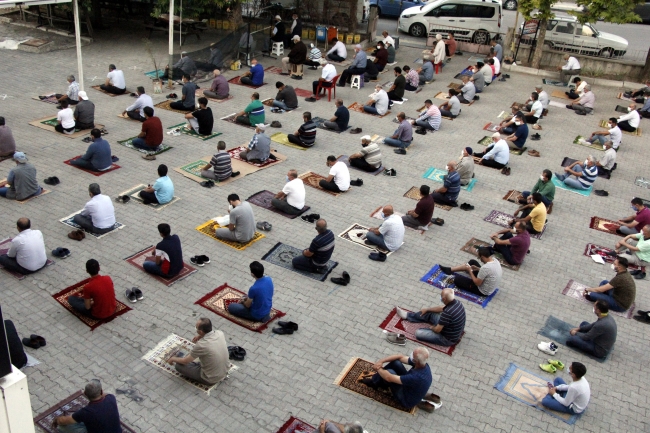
[241,58,264,86]
[431,160,460,206]
[505,114,528,150]
[69,129,112,172]
[337,45,367,86]
[53,379,122,433]
[139,164,174,205]
[143,223,184,278]
[292,219,335,273]
[228,261,274,321]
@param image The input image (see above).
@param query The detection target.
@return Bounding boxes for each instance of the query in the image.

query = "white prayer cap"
[292,35,300,41]
[274,15,281,20]
[255,123,267,131]
[78,91,88,100]
[360,135,371,141]
[436,33,442,40]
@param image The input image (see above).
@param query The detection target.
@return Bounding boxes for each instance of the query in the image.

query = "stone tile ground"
[1,22,649,433]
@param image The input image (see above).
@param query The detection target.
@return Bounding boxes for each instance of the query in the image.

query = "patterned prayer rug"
[334,357,417,414]
[117,136,173,156]
[195,283,285,332]
[299,171,343,196]
[537,315,611,363]
[262,242,337,282]
[228,147,286,168]
[460,237,520,271]
[63,157,121,176]
[561,279,635,319]
[52,279,131,330]
[483,122,500,132]
[0,237,54,280]
[434,91,450,101]
[494,363,580,425]
[379,308,462,356]
[347,102,390,118]
[90,85,131,97]
[29,117,104,139]
[447,82,462,90]
[167,123,222,141]
[227,75,266,88]
[615,104,628,113]
[483,210,546,240]
[0,180,51,203]
[32,93,58,104]
[34,390,137,433]
[369,205,430,233]
[221,112,256,130]
[154,99,195,114]
[583,243,640,270]
[270,132,308,150]
[477,135,526,155]
[542,78,568,87]
[195,219,265,250]
[263,98,299,110]
[124,246,197,286]
[173,157,213,183]
[195,88,234,103]
[117,184,180,210]
[59,212,125,239]
[337,223,395,256]
[550,90,571,100]
[572,135,605,151]
[502,189,522,203]
[294,88,312,97]
[246,190,310,218]
[420,264,498,308]
[264,65,284,74]
[142,333,238,394]
[600,119,641,136]
[403,186,422,200]
[313,116,351,133]
[337,155,384,176]
[275,416,315,433]
[552,175,592,197]
[422,167,476,192]
[144,69,165,79]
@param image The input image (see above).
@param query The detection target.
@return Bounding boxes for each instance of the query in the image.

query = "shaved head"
[382,205,394,216]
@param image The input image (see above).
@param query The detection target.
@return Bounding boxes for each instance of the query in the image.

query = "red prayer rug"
[583,243,641,271]
[589,216,623,236]
[264,65,284,75]
[64,157,120,176]
[275,416,315,433]
[0,237,54,280]
[227,76,266,88]
[52,279,131,330]
[124,246,197,286]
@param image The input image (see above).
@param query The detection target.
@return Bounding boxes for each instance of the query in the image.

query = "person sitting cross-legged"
[521,92,543,126]
[215,194,256,243]
[227,261,274,321]
[489,221,531,266]
[0,116,16,158]
[99,64,126,95]
[384,112,413,155]
[517,169,555,208]
[54,74,79,106]
[473,133,509,169]
[273,81,298,111]
[235,92,265,126]
[386,66,406,103]
[457,147,474,186]
[617,102,640,133]
[138,164,174,205]
[164,51,197,80]
[498,106,521,135]
[201,141,239,181]
[0,218,47,276]
[439,247,502,297]
[512,192,547,235]
[73,91,95,130]
[394,288,466,347]
[169,74,197,111]
[595,141,616,179]
[240,58,264,86]
[322,98,350,132]
[271,169,306,215]
[557,54,581,84]
[349,135,382,172]
[319,155,350,193]
[67,259,117,319]
[365,205,405,259]
[412,99,441,133]
[288,112,317,148]
[203,69,230,100]
[417,60,434,85]
[612,224,650,280]
[504,113,529,150]
[143,223,184,279]
[541,362,590,415]
[566,84,595,115]
[566,301,617,359]
[184,97,213,136]
[403,65,419,91]
[69,129,112,172]
[326,37,347,62]
[167,318,229,386]
[439,89,461,118]
[131,106,163,156]
[292,219,335,273]
[578,118,622,150]
[617,197,650,235]
[0,152,42,201]
[431,161,460,207]
[363,84,390,116]
[55,99,76,135]
[458,76,476,104]
[72,183,115,236]
[240,124,271,162]
[52,379,122,433]
[402,185,434,230]
[316,420,364,433]
[554,156,597,190]
[123,86,153,122]
[281,35,307,77]
[584,256,636,311]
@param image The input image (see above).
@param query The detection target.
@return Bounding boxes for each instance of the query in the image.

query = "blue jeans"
[227,302,270,322]
[67,295,95,318]
[132,137,159,151]
[365,231,388,251]
[541,378,577,414]
[363,104,379,114]
[566,321,600,357]
[556,164,588,190]
[585,280,626,312]
[521,191,551,207]
[588,134,606,146]
[370,360,409,407]
[383,137,411,149]
[405,311,453,346]
[272,100,294,111]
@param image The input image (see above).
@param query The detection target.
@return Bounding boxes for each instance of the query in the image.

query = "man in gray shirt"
[240,124,271,162]
[471,66,485,93]
[440,247,502,296]
[273,81,298,111]
[337,44,368,86]
[73,91,95,130]
[0,117,16,158]
[567,300,616,359]
[216,193,256,243]
[165,51,197,80]
[170,74,198,111]
[418,61,434,85]
[440,89,462,118]
[0,152,41,201]
[458,76,476,104]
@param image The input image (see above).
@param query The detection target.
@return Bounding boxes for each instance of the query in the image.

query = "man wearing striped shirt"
[292,219,335,273]
[304,43,322,69]
[431,161,460,207]
[201,141,239,181]
[288,112,317,147]
[348,135,382,172]
[395,289,465,347]
[413,100,441,133]
[555,156,597,190]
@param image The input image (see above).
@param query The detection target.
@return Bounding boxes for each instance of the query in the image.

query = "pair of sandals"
[116,195,131,203]
[460,203,474,211]
[256,221,272,231]
[200,180,215,188]
[22,334,46,349]
[52,247,71,258]
[501,167,511,176]
[44,176,60,185]
[528,149,541,157]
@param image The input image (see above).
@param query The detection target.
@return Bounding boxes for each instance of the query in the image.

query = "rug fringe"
[261,242,282,261]
[333,357,359,385]
[141,333,179,360]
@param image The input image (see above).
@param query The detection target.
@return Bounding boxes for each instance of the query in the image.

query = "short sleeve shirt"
[414,194,435,225]
[308,229,335,266]
[438,299,466,343]
[83,275,116,319]
[72,394,122,433]
[107,70,126,89]
[529,202,547,232]
[181,82,198,108]
[476,260,502,295]
[634,233,650,262]
[153,175,174,204]
[334,106,350,130]
[189,330,229,384]
[393,75,406,99]
[329,161,350,191]
[142,116,163,147]
[396,359,432,408]
[248,276,274,320]
[508,230,531,264]
[282,178,305,209]
[57,108,75,129]
[634,207,650,229]
[210,151,232,180]
[443,171,461,202]
[192,107,214,135]
[372,90,390,115]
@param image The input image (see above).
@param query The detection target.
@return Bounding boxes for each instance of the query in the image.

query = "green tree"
[154,0,245,27]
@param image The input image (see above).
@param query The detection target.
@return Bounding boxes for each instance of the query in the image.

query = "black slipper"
[431,218,444,226]
[350,128,362,134]
[200,180,214,188]
[22,337,40,349]
[595,190,609,196]
[111,155,119,162]
[305,97,317,102]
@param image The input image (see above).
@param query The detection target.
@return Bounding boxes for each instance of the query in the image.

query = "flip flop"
[350,128,362,134]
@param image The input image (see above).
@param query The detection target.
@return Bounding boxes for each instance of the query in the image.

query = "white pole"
[73,0,84,91]
[169,0,174,82]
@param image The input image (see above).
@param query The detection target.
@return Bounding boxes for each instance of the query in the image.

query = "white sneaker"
[538,341,558,355]
[395,306,408,320]
[578,139,590,145]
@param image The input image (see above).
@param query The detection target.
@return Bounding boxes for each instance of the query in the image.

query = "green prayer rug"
[167,123,223,141]
[117,137,173,155]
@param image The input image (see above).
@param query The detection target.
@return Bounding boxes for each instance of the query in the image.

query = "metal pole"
[169,0,174,85]
[179,0,182,48]
[73,0,84,91]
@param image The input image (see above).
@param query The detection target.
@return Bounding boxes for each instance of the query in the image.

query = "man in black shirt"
[323,99,350,132]
[185,97,213,136]
[387,67,406,103]
[53,379,123,433]
[143,223,184,278]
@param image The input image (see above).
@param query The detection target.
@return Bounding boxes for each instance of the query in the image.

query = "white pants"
[186,117,199,131]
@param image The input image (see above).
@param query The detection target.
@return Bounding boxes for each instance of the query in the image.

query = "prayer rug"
[0,180,51,203]
[588,216,623,236]
[614,104,628,113]
[32,93,58,104]
[227,76,266,88]
[299,171,343,196]
[562,157,608,178]
[63,157,120,176]
[572,135,605,151]
[502,189,522,203]
[228,147,286,169]
[454,67,473,79]
[482,122,500,132]
[167,123,222,141]
[334,357,417,414]
[270,132,307,150]
[195,89,234,103]
[116,113,142,122]
[117,184,180,210]
[484,210,545,239]
[548,100,566,108]
[195,283,285,332]
[497,110,510,119]
[154,99,193,114]
[477,135,526,155]
[262,242,338,282]
[59,211,124,239]
[348,102,390,118]
[52,279,131,330]
[379,307,462,355]
[90,85,131,97]
[144,69,165,79]
[29,116,104,139]
[294,88,312,97]
[552,175,592,197]
[275,416,315,433]
[0,238,54,280]
[447,82,462,90]
[542,78,568,87]
[561,279,635,319]
[403,186,423,200]
[460,237,520,271]
[537,316,610,363]
[599,119,641,136]
[337,155,383,176]
[313,116,351,133]
[434,91,450,101]
[616,92,635,101]
[246,190,310,218]
[124,245,197,286]
[337,223,396,256]
[264,66,284,74]
[220,112,256,130]
[117,137,173,155]
[494,363,580,425]
[173,157,212,183]
[420,264,498,308]
[583,243,640,270]
[142,333,238,394]
[550,90,571,100]
[195,219,265,250]
[370,205,430,233]
[328,59,352,67]
[34,390,137,433]
[467,55,484,62]
[422,167,477,192]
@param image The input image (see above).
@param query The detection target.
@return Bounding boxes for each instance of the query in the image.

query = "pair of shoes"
[52,247,71,258]
[473,95,480,101]
[417,400,442,413]
[166,93,178,99]
[142,154,156,161]
[290,75,303,80]
[350,178,363,186]
[44,176,60,185]
[82,136,93,143]
[125,287,144,303]
[270,108,284,113]
[190,255,211,266]
[369,252,387,262]
[415,128,427,135]
[270,120,282,128]
[528,149,540,157]
[386,333,406,346]
[503,74,510,78]
[460,203,474,211]
[68,230,85,241]
[633,312,650,324]
[394,148,407,155]
[116,195,130,203]
[431,217,444,226]
[499,77,507,82]
[594,190,609,196]
[273,321,298,335]
[634,272,646,280]
[22,334,46,349]
[631,269,642,276]
[331,271,350,286]
[531,133,541,140]
[439,265,452,276]
[538,341,558,355]
[305,97,317,102]
[383,168,397,177]
[540,363,558,373]
[350,127,362,134]
[256,221,273,231]
[548,359,565,370]
[501,167,511,176]
[300,213,320,224]
[200,180,215,188]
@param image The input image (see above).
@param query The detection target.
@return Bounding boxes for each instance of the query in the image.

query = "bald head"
[447,160,457,171]
[315,219,328,233]
[16,218,30,232]
[382,205,394,216]
[213,69,221,76]
[441,288,455,303]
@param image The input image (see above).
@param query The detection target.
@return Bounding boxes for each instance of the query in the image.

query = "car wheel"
[504,0,518,10]
[472,30,489,45]
[409,23,426,37]
[599,47,614,58]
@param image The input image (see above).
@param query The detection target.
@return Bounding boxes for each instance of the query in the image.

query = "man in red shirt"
[131,106,163,159]
[67,259,116,319]
[401,185,434,230]
[618,197,650,235]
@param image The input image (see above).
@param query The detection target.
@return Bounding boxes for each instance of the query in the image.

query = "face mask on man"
[377,45,381,49]
[628,107,632,112]
[514,121,521,126]
[285,175,290,183]
[540,175,545,181]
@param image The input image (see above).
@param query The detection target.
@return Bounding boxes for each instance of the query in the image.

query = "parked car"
[502,0,584,12]
[634,0,650,23]
[370,0,428,18]
[398,0,502,43]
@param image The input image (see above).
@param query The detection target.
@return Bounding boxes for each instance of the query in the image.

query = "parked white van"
[398,0,502,43]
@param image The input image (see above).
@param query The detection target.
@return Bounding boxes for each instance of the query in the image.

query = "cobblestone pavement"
[2,22,649,433]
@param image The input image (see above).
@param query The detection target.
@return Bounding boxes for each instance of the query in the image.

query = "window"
[576,24,594,36]
[426,4,458,17]
[459,5,494,18]
[546,20,558,31]
[554,22,574,34]
[478,6,495,18]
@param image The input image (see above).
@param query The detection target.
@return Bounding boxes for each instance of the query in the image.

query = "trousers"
[271,197,302,214]
[541,378,579,413]
[405,311,454,346]
[73,214,113,234]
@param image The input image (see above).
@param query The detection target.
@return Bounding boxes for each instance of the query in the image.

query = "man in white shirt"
[566,76,587,99]
[271,169,306,215]
[595,141,617,178]
[473,132,509,169]
[580,117,622,150]
[363,85,389,115]
[123,86,154,122]
[558,54,581,84]
[319,155,350,193]
[522,92,543,125]
[0,218,47,275]
[326,37,347,62]
[72,183,116,236]
[365,205,404,261]
[617,102,640,132]
[55,99,76,134]
[527,85,548,110]
[381,31,395,48]
[308,59,337,101]
[100,64,126,95]
[542,362,590,414]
